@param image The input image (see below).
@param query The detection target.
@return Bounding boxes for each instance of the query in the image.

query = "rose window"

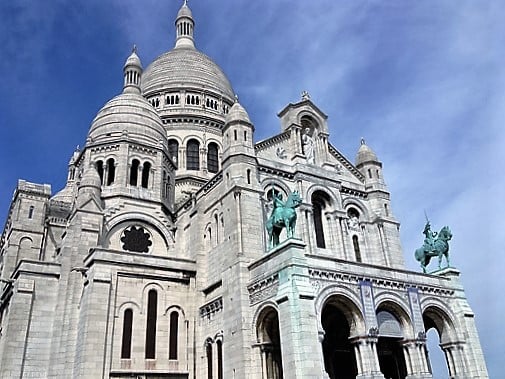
[121,225,152,253]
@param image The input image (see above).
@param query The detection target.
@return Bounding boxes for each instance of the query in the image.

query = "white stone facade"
[0,3,488,379]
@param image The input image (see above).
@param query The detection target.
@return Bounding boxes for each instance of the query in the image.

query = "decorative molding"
[128,144,158,156]
[255,131,291,152]
[341,187,368,199]
[248,274,279,305]
[309,268,454,297]
[327,144,364,181]
[257,165,294,179]
[198,172,223,195]
[90,144,120,153]
[200,297,223,319]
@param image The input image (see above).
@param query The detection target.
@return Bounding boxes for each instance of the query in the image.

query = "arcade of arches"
[253,296,462,379]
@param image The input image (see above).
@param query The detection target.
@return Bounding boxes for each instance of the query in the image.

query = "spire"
[175,0,195,49]
[123,45,143,94]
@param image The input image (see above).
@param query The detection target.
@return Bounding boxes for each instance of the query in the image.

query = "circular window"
[121,225,152,253]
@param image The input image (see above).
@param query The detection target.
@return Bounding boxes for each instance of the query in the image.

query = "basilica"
[0,2,488,379]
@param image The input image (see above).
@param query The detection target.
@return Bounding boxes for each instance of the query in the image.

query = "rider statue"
[266,190,302,248]
[415,220,452,273]
[422,221,437,252]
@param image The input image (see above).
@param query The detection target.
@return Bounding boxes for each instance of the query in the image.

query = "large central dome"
[141,2,234,103]
[141,48,234,100]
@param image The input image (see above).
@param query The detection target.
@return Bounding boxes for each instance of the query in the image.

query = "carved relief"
[248,274,279,305]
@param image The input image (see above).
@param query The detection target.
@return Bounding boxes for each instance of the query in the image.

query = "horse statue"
[414,222,452,273]
[265,191,302,249]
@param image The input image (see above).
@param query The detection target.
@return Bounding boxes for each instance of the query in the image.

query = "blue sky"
[0,1,503,376]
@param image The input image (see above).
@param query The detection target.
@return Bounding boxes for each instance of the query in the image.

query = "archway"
[311,190,332,248]
[321,303,357,378]
[376,310,407,379]
[423,307,454,377]
[256,306,283,379]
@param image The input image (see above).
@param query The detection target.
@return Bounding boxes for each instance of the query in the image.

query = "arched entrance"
[256,306,283,379]
[321,301,358,378]
[423,307,455,377]
[376,310,407,379]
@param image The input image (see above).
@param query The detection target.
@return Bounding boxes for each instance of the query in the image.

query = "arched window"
[130,159,140,186]
[206,341,213,379]
[121,309,133,359]
[145,289,157,359]
[28,205,34,219]
[311,191,331,249]
[352,235,362,262]
[217,339,223,379]
[186,139,200,170]
[96,160,104,184]
[300,115,318,130]
[207,142,219,173]
[169,311,179,360]
[214,214,219,245]
[247,169,251,184]
[168,139,179,166]
[106,158,115,185]
[141,162,151,189]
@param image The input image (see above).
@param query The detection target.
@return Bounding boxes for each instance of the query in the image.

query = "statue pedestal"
[431,266,459,276]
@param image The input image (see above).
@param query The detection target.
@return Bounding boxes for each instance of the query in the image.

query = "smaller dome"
[79,165,102,190]
[356,138,379,166]
[88,93,167,147]
[124,46,142,70]
[225,100,251,124]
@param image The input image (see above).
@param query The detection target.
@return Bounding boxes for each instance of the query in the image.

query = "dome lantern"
[175,0,195,49]
[123,45,142,94]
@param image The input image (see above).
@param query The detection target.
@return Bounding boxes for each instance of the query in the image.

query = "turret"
[222,97,255,160]
[221,97,258,188]
[355,138,387,191]
[0,180,51,279]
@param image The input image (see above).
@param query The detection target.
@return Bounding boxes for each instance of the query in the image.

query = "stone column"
[305,208,314,254]
[441,342,469,379]
[325,212,337,250]
[234,190,243,253]
[337,217,348,260]
[137,164,143,186]
[201,147,207,173]
[180,147,186,169]
[402,341,416,377]
[350,336,383,378]
[377,223,390,266]
[318,330,331,379]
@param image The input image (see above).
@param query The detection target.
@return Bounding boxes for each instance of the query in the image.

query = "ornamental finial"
[301,90,310,100]
[132,44,137,54]
[360,137,366,145]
